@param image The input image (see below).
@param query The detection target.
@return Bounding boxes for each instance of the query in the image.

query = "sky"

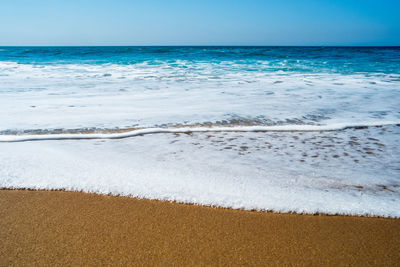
[0,0,399,46]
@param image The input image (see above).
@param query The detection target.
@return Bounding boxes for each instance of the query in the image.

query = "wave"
[1,120,399,217]
[1,121,398,142]
[1,56,400,135]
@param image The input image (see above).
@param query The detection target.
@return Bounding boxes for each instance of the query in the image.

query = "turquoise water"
[1,46,400,73]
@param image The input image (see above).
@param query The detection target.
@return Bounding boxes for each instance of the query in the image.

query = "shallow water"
[1,47,399,216]
[1,125,399,217]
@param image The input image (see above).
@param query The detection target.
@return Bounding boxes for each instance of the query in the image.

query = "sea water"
[0,46,399,216]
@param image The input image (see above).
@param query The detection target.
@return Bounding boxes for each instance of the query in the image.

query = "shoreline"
[0,188,397,219]
[1,189,400,266]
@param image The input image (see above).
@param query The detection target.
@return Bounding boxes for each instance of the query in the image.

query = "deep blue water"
[1,46,399,74]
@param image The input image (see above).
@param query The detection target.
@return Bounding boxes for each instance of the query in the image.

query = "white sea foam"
[0,121,399,142]
[1,62,399,132]
[1,60,400,217]
[1,125,399,217]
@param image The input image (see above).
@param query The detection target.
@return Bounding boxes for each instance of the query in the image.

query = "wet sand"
[1,190,399,266]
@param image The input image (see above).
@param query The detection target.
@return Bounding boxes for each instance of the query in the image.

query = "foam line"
[1,121,399,143]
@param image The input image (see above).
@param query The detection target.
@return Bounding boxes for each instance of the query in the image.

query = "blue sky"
[0,0,399,46]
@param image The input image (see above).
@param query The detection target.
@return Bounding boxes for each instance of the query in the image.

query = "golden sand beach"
[1,189,399,266]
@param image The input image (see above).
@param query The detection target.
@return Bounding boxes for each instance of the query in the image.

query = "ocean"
[1,46,399,216]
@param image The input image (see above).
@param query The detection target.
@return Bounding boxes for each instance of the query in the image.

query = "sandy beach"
[1,189,399,266]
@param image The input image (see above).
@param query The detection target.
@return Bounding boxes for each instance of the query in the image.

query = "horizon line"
[0,45,399,48]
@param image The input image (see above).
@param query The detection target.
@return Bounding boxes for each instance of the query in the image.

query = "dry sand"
[1,189,399,266]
